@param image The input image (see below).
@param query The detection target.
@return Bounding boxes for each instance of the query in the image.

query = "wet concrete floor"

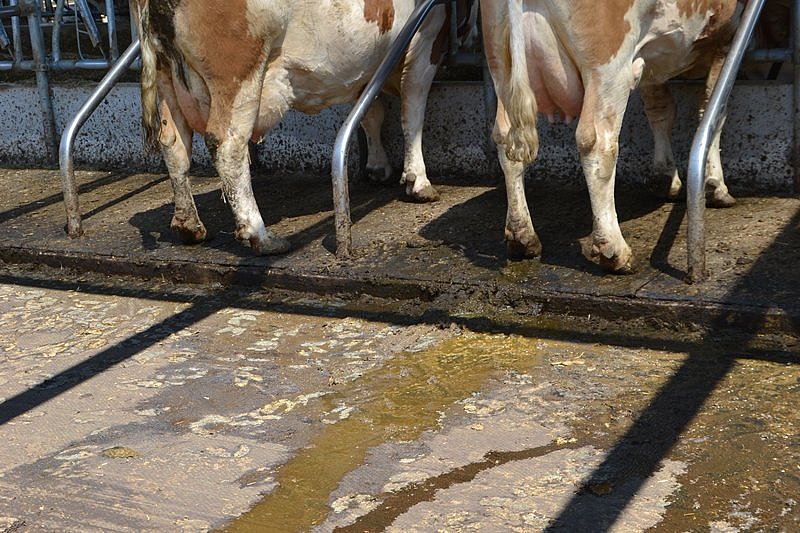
[0,263,797,531]
[0,167,799,531]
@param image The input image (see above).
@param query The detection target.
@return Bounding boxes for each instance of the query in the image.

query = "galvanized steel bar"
[21,0,58,162]
[59,39,141,238]
[0,4,19,17]
[105,0,118,59]
[746,47,792,63]
[75,0,101,47]
[0,57,140,70]
[794,0,800,192]
[51,0,66,65]
[10,0,22,66]
[331,0,449,259]
[686,0,766,283]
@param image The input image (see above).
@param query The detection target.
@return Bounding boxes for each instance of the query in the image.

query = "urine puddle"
[223,331,544,532]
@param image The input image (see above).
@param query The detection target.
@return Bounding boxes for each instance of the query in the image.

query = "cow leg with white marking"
[204,73,290,255]
[494,99,541,258]
[576,77,634,273]
[397,6,448,203]
[640,57,736,208]
[155,69,207,244]
[481,0,541,258]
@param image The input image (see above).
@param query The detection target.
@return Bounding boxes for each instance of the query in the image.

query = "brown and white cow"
[131,0,476,254]
[481,0,745,273]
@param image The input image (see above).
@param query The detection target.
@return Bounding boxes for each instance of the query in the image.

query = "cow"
[481,0,747,273]
[130,0,477,254]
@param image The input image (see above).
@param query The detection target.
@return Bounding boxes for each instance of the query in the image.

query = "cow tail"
[137,1,161,153]
[501,0,538,165]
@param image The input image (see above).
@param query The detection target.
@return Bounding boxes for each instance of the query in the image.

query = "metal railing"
[1,0,134,160]
[331,0,452,259]
[59,37,139,238]
[1,0,130,70]
[687,0,769,283]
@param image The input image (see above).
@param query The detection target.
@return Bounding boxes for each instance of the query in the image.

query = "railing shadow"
[543,207,800,532]
[0,170,143,225]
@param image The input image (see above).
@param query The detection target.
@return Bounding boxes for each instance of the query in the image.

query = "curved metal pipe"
[59,39,140,238]
[686,0,766,283]
[330,0,448,259]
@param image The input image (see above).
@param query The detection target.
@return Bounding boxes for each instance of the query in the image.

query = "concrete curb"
[2,243,796,341]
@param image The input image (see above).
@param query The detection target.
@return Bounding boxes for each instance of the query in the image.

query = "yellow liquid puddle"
[224,332,544,532]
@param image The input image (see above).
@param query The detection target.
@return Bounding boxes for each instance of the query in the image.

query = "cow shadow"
[419,177,668,275]
[129,170,402,255]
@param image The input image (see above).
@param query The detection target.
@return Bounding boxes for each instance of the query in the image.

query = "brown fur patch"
[177,0,265,105]
[676,0,740,67]
[677,0,739,36]
[364,0,395,34]
[569,0,636,66]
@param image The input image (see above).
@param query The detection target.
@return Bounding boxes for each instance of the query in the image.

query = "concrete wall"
[0,80,794,192]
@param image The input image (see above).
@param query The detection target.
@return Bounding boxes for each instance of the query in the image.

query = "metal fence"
[1,0,133,160]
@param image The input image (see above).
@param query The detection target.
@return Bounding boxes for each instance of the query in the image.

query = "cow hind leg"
[493,102,541,258]
[704,115,736,207]
[701,54,736,208]
[206,84,290,255]
[500,150,541,258]
[361,100,394,183]
[640,84,682,201]
[576,83,634,274]
[398,9,445,204]
[157,75,207,244]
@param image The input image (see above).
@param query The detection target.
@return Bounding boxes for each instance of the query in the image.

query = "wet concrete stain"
[225,334,544,531]
[333,441,570,532]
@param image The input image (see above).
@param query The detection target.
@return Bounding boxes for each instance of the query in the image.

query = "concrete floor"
[0,167,799,531]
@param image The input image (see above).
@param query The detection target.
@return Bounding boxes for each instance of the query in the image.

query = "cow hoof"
[172,219,208,244]
[506,230,542,259]
[366,166,393,184]
[599,255,636,274]
[707,190,736,208]
[651,173,683,202]
[589,240,635,274]
[250,234,291,255]
[406,183,440,203]
[236,226,291,255]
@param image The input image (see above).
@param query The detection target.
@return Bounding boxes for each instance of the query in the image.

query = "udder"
[523,11,584,123]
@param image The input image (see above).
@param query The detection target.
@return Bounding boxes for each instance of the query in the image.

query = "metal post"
[794,0,800,192]
[686,0,766,283]
[52,0,66,68]
[105,0,118,60]
[331,0,448,259]
[19,0,58,162]
[59,39,141,238]
[10,0,22,66]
